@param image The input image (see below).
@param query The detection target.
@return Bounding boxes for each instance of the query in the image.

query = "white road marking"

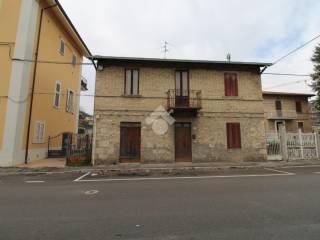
[25,181,45,183]
[75,173,294,183]
[264,168,295,175]
[314,172,320,174]
[74,172,91,182]
[280,165,320,169]
[84,190,99,195]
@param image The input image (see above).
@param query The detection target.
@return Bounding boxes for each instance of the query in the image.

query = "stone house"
[92,56,271,165]
[263,91,314,134]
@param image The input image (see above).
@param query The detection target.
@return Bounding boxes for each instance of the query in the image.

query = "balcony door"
[175,70,189,108]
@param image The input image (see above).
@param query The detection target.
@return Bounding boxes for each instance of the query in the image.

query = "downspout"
[24,3,58,164]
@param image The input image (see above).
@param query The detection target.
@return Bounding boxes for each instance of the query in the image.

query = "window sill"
[121,94,142,98]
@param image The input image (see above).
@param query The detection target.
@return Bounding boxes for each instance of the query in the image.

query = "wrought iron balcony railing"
[167,89,202,110]
[267,110,298,120]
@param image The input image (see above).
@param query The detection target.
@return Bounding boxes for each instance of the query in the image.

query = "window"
[66,90,75,113]
[71,54,76,66]
[226,123,241,149]
[33,121,45,144]
[125,69,139,95]
[120,122,141,162]
[275,100,282,111]
[53,81,61,108]
[298,122,304,132]
[296,101,302,113]
[59,39,65,55]
[224,73,238,96]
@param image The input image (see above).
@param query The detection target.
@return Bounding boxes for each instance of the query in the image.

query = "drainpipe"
[24,3,58,164]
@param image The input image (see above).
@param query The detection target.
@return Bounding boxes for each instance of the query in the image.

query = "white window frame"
[275,120,286,134]
[53,81,62,108]
[59,39,65,55]
[33,121,45,144]
[66,89,75,113]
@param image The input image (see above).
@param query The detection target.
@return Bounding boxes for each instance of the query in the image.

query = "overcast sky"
[59,0,320,114]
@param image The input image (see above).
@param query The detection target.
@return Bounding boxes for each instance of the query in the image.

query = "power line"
[272,33,320,66]
[262,72,310,77]
[264,79,310,89]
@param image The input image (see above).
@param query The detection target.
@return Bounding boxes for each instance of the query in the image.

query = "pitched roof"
[46,0,91,57]
[263,91,315,97]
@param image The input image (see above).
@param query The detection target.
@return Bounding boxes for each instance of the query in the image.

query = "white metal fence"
[266,128,319,161]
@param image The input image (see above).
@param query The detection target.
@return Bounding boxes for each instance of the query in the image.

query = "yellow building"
[0,0,91,166]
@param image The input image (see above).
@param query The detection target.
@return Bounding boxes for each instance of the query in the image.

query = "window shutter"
[225,73,238,96]
[296,101,302,113]
[275,100,282,111]
[227,123,241,149]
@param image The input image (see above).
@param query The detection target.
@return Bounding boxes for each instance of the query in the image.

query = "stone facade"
[263,92,313,133]
[93,58,270,165]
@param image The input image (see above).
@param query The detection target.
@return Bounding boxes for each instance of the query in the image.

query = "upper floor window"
[125,69,139,95]
[54,81,61,108]
[224,73,238,96]
[275,100,282,111]
[226,123,241,149]
[71,54,76,66]
[66,90,75,113]
[59,39,65,55]
[296,101,302,113]
[33,121,45,144]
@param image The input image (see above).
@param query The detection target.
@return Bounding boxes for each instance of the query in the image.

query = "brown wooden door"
[120,123,141,163]
[175,71,189,108]
[175,123,192,162]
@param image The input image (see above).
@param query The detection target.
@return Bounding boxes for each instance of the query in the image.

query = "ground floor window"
[120,122,141,162]
[226,123,241,149]
[33,121,45,144]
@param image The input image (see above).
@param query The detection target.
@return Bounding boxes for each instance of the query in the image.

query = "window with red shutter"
[224,73,238,96]
[275,100,282,111]
[296,101,302,113]
[226,123,241,149]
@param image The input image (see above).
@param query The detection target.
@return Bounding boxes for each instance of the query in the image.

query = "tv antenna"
[161,41,170,59]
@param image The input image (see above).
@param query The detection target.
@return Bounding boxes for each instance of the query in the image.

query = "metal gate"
[66,134,93,166]
[266,132,282,160]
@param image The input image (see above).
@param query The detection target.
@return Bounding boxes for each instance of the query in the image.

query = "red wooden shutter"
[227,123,241,149]
[296,101,302,113]
[275,100,282,110]
[224,73,238,96]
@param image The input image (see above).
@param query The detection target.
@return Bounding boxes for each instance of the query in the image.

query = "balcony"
[167,89,202,117]
[267,110,297,120]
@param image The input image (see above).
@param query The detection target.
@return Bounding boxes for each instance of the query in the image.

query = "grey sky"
[59,0,320,114]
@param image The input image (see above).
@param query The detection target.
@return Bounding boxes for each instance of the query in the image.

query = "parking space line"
[25,181,45,183]
[75,173,295,183]
[264,168,295,175]
[73,172,91,182]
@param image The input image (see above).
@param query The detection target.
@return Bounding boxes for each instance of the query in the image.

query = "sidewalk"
[1,159,320,176]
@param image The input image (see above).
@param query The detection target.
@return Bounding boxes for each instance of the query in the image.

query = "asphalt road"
[1,166,320,240]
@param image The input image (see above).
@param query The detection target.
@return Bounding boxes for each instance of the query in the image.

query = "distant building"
[78,111,93,135]
[263,91,314,133]
[0,0,91,166]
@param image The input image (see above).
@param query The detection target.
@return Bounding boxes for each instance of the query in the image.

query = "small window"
[59,39,65,55]
[224,73,238,96]
[275,100,282,111]
[125,69,139,95]
[71,54,76,66]
[33,121,45,144]
[296,101,302,113]
[54,81,61,108]
[66,90,75,113]
[298,122,304,132]
[226,123,241,149]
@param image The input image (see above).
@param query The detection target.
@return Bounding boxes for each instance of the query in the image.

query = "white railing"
[266,129,320,161]
[267,110,297,120]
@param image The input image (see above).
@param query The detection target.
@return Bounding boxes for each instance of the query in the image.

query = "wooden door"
[175,71,189,108]
[175,123,192,162]
[120,123,141,163]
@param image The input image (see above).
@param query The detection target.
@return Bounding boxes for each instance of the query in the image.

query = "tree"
[311,43,320,110]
